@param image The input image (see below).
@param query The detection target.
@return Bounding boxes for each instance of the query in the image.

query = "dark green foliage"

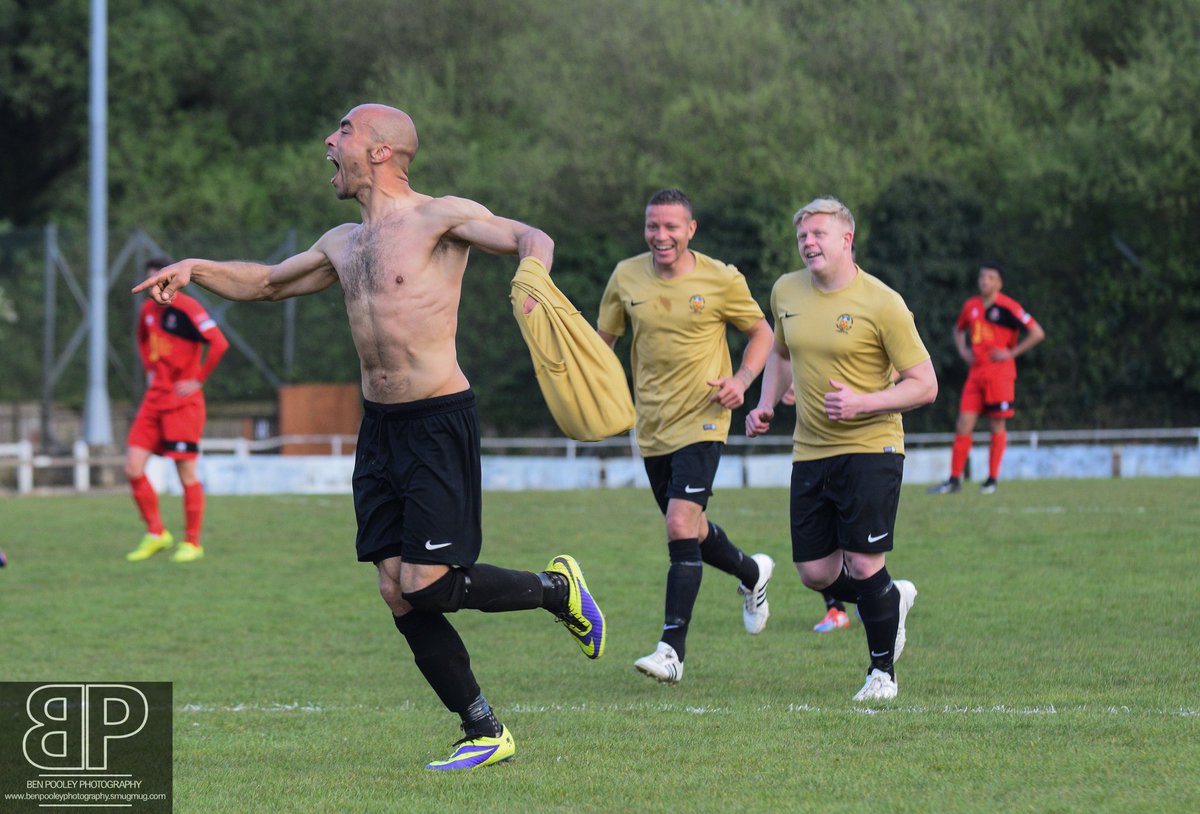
[2,0,1199,431]
[861,175,986,431]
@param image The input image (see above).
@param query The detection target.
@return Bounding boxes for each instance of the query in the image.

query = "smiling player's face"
[644,203,696,272]
[796,213,850,273]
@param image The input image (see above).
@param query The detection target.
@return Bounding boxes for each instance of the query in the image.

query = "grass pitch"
[2,479,1197,812]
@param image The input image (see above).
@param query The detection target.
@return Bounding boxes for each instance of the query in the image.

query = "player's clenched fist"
[745,406,773,437]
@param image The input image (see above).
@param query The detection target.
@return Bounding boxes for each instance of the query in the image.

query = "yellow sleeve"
[596,268,627,337]
[721,266,766,331]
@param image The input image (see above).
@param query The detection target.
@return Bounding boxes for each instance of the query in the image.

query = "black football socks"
[661,538,703,660]
[854,567,901,676]
[393,612,481,716]
[701,522,760,590]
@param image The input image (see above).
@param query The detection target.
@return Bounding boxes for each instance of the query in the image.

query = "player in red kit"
[928,263,1044,495]
[125,257,229,562]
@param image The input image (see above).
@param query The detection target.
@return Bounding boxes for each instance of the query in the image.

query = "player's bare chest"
[340,225,430,298]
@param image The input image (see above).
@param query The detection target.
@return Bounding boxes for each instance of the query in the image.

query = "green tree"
[3,0,1199,429]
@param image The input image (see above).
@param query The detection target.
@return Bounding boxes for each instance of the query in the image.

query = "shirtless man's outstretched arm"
[133,235,344,306]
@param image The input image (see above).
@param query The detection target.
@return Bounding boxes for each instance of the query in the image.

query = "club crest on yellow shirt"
[689,295,705,313]
[835,313,853,333]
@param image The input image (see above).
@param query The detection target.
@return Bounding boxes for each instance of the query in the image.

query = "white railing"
[201,435,360,456]
[2,428,1198,495]
[739,427,1200,449]
[1,439,95,494]
[0,441,35,494]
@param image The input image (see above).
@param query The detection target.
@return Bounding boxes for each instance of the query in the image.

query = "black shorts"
[643,442,723,514]
[353,390,482,567]
[789,453,904,562]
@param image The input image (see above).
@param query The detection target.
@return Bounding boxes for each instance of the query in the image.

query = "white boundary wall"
[6,430,1199,495]
[139,443,1200,496]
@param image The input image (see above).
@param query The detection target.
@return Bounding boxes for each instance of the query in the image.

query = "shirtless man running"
[136,103,606,771]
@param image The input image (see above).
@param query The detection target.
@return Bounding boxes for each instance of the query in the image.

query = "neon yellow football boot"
[170,542,205,563]
[425,725,515,771]
[545,554,606,659]
[126,530,174,562]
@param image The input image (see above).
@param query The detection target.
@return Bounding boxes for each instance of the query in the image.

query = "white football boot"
[737,553,775,635]
[634,642,684,685]
[853,668,898,701]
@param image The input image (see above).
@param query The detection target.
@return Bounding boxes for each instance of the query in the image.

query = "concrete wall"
[143,444,1200,495]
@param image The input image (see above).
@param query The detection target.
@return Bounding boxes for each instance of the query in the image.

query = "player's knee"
[665,518,695,541]
[378,579,409,615]
[401,569,467,614]
[794,562,830,592]
[955,416,976,435]
[665,507,704,541]
[799,573,827,592]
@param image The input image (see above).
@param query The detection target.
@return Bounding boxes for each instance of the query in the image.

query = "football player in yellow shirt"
[599,189,775,684]
[746,197,937,701]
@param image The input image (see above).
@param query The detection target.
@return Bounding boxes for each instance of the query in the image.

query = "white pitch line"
[993,505,1149,515]
[175,701,1198,719]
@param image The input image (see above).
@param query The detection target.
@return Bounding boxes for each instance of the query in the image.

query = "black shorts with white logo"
[353,390,482,567]
[643,441,723,514]
[789,452,904,562]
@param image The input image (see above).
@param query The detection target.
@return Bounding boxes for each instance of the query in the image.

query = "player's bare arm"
[954,327,973,364]
[989,320,1045,362]
[435,197,552,315]
[707,318,773,409]
[745,338,793,437]
[439,197,554,268]
[132,226,347,305]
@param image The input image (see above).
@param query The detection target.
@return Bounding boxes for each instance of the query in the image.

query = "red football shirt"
[137,293,228,407]
[955,292,1039,376]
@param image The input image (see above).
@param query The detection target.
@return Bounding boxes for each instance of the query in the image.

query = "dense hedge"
[3,0,1198,432]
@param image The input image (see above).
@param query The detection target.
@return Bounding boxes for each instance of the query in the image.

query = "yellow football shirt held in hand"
[510,257,635,442]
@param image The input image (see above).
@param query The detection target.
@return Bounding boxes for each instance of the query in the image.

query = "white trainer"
[737,553,775,635]
[853,668,898,701]
[634,642,684,685]
[893,579,917,662]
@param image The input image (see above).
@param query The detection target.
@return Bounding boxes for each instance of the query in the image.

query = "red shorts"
[959,367,1015,418]
[127,394,206,459]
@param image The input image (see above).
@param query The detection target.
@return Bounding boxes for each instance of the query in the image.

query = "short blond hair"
[792,197,855,234]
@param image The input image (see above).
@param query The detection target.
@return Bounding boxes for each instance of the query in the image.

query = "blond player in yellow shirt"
[598,188,775,685]
[746,197,938,701]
